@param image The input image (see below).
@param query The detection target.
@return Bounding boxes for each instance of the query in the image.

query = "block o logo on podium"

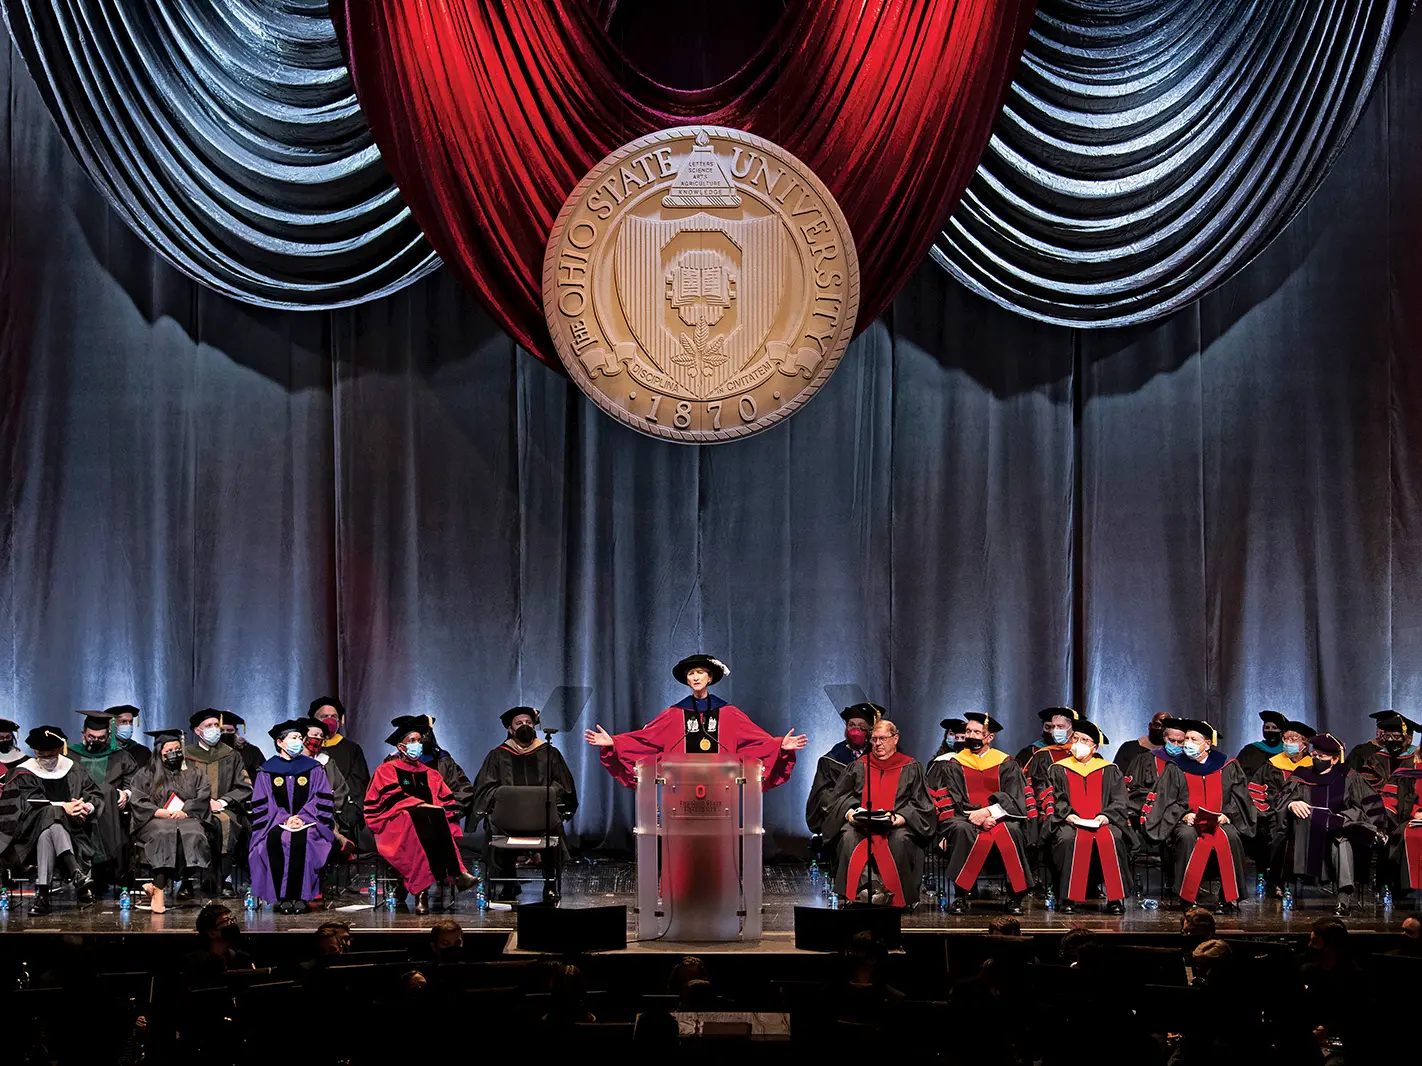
[543,126,860,442]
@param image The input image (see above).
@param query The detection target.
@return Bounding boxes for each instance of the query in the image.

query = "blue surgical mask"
[1164,741,1184,757]
[1050,728,1070,745]
[115,723,134,742]
[403,742,423,761]
[1181,741,1202,758]
[282,736,304,756]
[198,726,221,745]
[1283,741,1302,755]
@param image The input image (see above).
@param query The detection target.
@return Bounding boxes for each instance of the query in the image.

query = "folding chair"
[484,785,565,902]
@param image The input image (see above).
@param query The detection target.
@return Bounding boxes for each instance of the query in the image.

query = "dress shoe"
[220,885,236,900]
[290,900,310,915]
[1057,901,1075,914]
[950,896,969,916]
[1004,899,1024,916]
[1214,900,1239,915]
[175,885,194,903]
[414,890,430,915]
[29,887,53,916]
[1106,900,1125,915]
[1333,899,1350,917]
[454,870,478,892]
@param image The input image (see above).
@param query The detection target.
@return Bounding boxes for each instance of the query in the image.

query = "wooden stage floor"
[0,861,1414,946]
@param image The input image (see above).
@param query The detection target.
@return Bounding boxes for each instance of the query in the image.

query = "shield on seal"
[615,211,786,397]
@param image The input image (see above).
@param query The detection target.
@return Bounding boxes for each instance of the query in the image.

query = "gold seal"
[273,776,284,787]
[297,776,308,786]
[699,737,712,751]
[543,126,859,442]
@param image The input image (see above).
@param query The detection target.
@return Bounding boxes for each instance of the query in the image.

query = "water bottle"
[385,889,397,912]
[809,859,819,883]
[368,874,379,906]
[1139,897,1159,911]
[476,879,488,911]
[828,892,839,910]
[937,887,948,912]
[1282,888,1293,912]
[1256,874,1266,899]
[1044,885,1056,910]
[119,887,131,912]
[1383,885,1393,909]
[243,888,255,912]
[0,887,9,913]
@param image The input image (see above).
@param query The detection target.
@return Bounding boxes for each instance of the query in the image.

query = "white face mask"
[1182,741,1202,758]
[1071,741,1093,761]
[198,726,221,746]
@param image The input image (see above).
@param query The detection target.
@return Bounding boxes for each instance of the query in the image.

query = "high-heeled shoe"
[142,882,165,914]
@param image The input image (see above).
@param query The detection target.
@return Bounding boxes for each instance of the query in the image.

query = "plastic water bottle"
[0,887,10,913]
[385,889,397,912]
[809,859,819,883]
[828,892,839,910]
[937,886,948,912]
[476,879,488,911]
[1282,888,1293,912]
[1044,885,1056,910]
[1256,874,1266,899]
[1139,897,1159,911]
[368,874,379,906]
[243,888,254,912]
[1383,885,1393,909]
[119,887,131,912]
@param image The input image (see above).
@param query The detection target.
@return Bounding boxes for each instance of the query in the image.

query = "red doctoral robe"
[364,758,467,893]
[598,695,796,791]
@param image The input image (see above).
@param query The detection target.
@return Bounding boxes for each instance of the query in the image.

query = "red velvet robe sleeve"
[599,704,796,791]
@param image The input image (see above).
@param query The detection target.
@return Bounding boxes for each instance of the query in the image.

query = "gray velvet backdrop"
[3,20,1422,853]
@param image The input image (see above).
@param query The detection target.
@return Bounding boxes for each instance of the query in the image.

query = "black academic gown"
[805,740,867,838]
[0,757,106,873]
[1124,747,1174,833]
[182,742,252,856]
[1274,766,1383,890]
[933,749,1033,894]
[1044,759,1132,902]
[1361,747,1420,792]
[1234,741,1284,778]
[1112,738,1149,772]
[471,741,577,894]
[1345,739,1384,774]
[128,760,213,872]
[69,741,142,870]
[827,752,934,908]
[1251,752,1314,885]
[116,737,151,769]
[231,738,265,779]
[321,734,369,829]
[1145,753,1256,903]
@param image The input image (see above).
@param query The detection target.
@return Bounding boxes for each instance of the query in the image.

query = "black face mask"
[1147,726,1165,746]
[514,725,536,745]
[1313,758,1333,772]
[959,737,984,753]
[220,924,242,942]
[162,752,184,770]
[1262,730,1282,746]
[219,732,236,747]
[1384,738,1408,755]
[0,738,13,753]
[85,739,107,753]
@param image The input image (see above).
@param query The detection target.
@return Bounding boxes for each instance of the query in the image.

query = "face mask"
[198,726,221,746]
[0,737,12,753]
[1283,741,1302,755]
[282,737,305,756]
[219,732,236,747]
[317,717,340,735]
[1071,742,1092,761]
[403,742,423,761]
[1181,741,1202,759]
[514,725,536,745]
[115,723,134,742]
[845,727,868,747]
[1164,741,1184,757]
[221,924,242,942]
[1262,730,1281,746]
[1383,739,1408,755]
[85,738,107,753]
[162,752,184,769]
[1147,726,1165,746]
[36,754,60,770]
[1313,757,1333,771]
[1050,729,1070,745]
[959,737,984,753]
[303,736,323,756]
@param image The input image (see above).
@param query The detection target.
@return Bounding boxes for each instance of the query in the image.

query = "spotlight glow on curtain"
[330,0,1037,363]
[931,0,1410,327]
[2,0,439,308]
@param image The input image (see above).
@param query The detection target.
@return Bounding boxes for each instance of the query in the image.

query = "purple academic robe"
[248,755,335,901]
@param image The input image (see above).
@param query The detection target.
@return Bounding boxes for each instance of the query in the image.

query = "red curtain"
[331,0,1035,365]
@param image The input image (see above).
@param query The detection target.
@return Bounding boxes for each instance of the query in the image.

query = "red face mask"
[845,727,868,747]
[303,736,323,756]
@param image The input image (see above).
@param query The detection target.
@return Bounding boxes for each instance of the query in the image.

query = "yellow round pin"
[273,776,284,787]
[699,737,712,751]
[297,775,308,786]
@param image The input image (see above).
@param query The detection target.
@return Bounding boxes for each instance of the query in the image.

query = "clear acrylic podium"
[634,754,763,941]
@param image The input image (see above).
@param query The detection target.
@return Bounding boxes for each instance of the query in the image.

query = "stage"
[0,861,1413,947]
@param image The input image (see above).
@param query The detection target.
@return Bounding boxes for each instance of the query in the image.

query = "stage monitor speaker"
[516,903,627,953]
[793,904,902,951]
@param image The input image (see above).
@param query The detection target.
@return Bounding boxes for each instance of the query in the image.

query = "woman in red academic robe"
[585,655,806,789]
[364,716,477,914]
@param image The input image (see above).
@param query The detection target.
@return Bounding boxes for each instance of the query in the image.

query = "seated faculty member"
[249,720,336,913]
[0,716,24,780]
[185,709,253,897]
[1233,710,1289,777]
[309,697,370,832]
[806,702,880,840]
[69,709,141,892]
[216,711,265,778]
[1249,719,1315,896]
[827,718,934,908]
[1044,720,1131,913]
[104,705,152,768]
[130,729,213,914]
